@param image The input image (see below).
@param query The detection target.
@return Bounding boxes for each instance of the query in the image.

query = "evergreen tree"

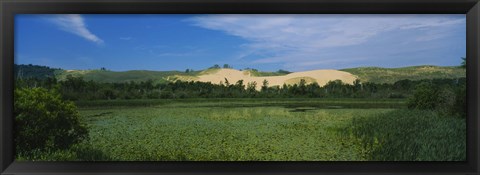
[261,79,269,92]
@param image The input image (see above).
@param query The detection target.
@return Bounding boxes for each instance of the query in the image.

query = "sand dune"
[196,69,357,90]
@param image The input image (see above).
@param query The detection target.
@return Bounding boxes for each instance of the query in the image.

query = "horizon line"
[13,63,464,73]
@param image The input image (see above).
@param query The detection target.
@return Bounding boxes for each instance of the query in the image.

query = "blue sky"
[15,14,466,72]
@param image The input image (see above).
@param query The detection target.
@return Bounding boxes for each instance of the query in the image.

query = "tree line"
[16,75,465,101]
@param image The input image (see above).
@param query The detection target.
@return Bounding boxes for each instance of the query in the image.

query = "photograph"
[14,14,466,161]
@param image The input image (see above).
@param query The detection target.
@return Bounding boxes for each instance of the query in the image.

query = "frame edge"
[1,0,15,174]
[1,0,479,174]
[467,2,480,174]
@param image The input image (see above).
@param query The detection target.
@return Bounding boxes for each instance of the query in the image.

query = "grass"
[198,68,221,75]
[246,69,290,77]
[74,98,407,108]
[57,70,187,84]
[284,77,317,85]
[341,65,466,84]
[16,99,465,161]
[168,75,199,82]
[341,109,466,161]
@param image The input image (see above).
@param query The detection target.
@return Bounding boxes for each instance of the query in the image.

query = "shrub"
[14,87,87,154]
[407,81,466,118]
[407,82,439,110]
[436,87,457,115]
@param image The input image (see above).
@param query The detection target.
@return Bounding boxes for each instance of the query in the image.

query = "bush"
[407,82,439,110]
[436,87,457,115]
[407,81,466,118]
[14,87,87,154]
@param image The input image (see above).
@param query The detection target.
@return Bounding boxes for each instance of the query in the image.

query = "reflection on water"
[287,106,344,112]
[160,103,404,109]
[288,108,317,112]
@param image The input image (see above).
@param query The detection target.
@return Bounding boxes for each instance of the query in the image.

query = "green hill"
[341,65,466,84]
[15,64,466,85]
[14,64,64,79]
[56,69,195,84]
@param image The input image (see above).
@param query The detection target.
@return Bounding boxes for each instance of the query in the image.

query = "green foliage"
[242,68,291,76]
[14,87,88,154]
[407,80,466,117]
[342,65,466,84]
[14,64,63,79]
[16,143,111,161]
[342,109,466,161]
[453,84,466,118]
[223,64,232,69]
[247,69,291,77]
[277,69,292,74]
[261,79,269,92]
[56,69,184,84]
[210,64,221,69]
[73,98,406,109]
[407,82,439,110]
[19,74,466,101]
[246,82,257,95]
[22,102,394,161]
[22,100,464,161]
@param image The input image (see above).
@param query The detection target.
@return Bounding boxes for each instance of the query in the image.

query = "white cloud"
[189,14,464,70]
[50,14,104,45]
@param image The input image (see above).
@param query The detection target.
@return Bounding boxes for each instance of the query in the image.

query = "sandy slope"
[196,69,357,90]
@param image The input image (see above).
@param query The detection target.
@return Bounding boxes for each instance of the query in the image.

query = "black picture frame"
[1,0,479,174]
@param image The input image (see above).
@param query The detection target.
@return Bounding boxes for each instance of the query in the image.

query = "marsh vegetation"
[14,64,466,161]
